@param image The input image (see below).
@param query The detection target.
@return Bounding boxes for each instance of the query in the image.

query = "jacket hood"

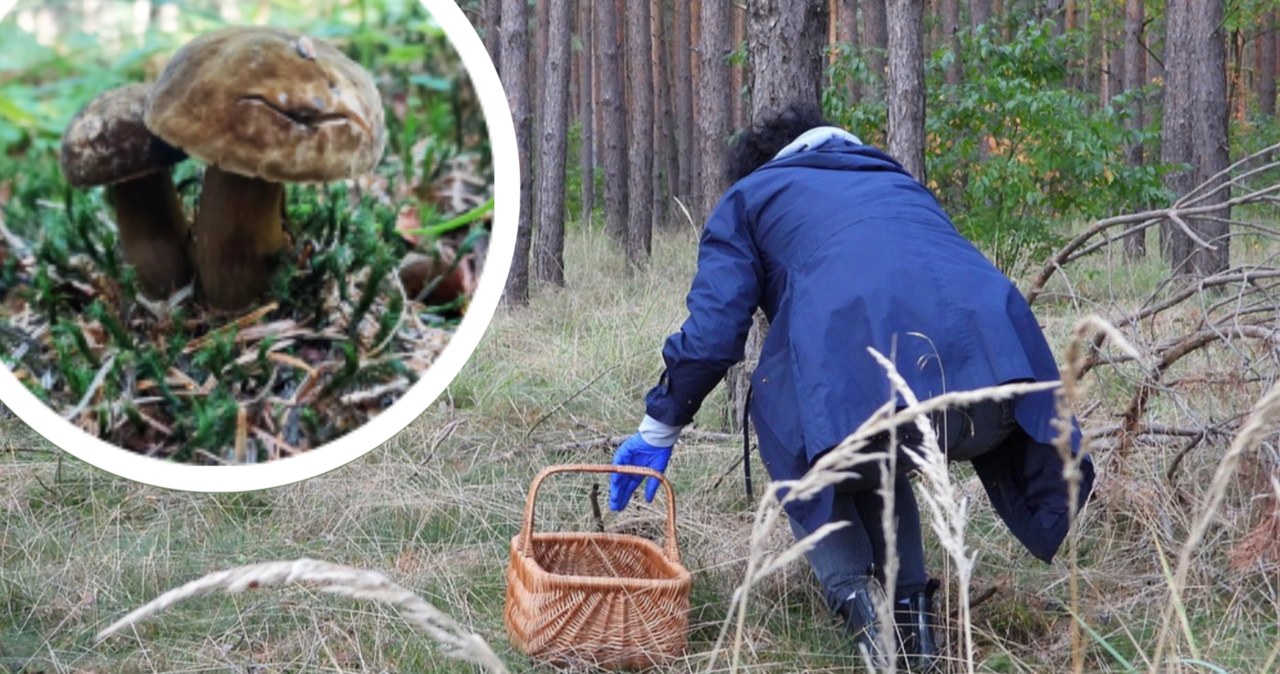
[756,140,914,178]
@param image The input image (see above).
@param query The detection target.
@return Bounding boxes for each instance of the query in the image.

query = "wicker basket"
[504,464,693,669]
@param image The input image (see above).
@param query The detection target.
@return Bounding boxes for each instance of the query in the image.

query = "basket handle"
[519,463,682,563]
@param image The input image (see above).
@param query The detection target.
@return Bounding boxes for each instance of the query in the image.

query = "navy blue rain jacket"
[644,140,1094,563]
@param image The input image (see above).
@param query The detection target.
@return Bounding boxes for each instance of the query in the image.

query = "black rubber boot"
[836,579,891,670]
[895,578,941,672]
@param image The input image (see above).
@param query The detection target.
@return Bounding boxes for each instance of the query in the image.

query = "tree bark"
[1229,29,1246,123]
[1047,0,1066,36]
[698,0,733,224]
[1161,0,1230,276]
[1258,10,1277,118]
[1122,0,1146,258]
[534,0,550,138]
[729,0,828,431]
[655,0,678,230]
[579,0,595,225]
[943,0,962,87]
[691,0,703,194]
[887,0,927,182]
[532,0,573,286]
[746,0,829,121]
[1160,0,1194,269]
[597,0,628,246]
[731,3,747,129]
[482,0,501,66]
[500,0,532,304]
[674,0,695,201]
[1186,0,1230,274]
[972,0,993,31]
[841,0,863,103]
[864,0,889,94]
[625,0,654,266]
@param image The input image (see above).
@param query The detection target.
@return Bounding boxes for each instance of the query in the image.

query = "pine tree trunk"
[1229,29,1247,123]
[943,0,962,86]
[746,0,829,121]
[674,0,695,201]
[691,0,703,195]
[1082,0,1095,101]
[972,0,993,30]
[655,0,678,230]
[625,0,654,266]
[532,0,573,286]
[579,0,595,225]
[731,3,747,129]
[500,0,532,304]
[528,0,550,254]
[597,0,628,246]
[1161,0,1230,276]
[841,0,863,103]
[1258,10,1276,118]
[483,0,501,65]
[887,0,926,182]
[1160,0,1194,268]
[865,0,889,94]
[698,0,733,225]
[1122,0,1146,258]
[1186,0,1230,275]
[1048,0,1066,36]
[729,0,829,431]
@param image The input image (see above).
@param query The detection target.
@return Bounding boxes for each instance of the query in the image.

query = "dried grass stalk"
[94,558,509,674]
[1149,381,1280,672]
[707,352,1063,673]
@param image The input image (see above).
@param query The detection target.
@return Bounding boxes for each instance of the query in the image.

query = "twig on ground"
[63,350,118,421]
[521,364,622,442]
[950,585,1001,619]
[589,483,605,532]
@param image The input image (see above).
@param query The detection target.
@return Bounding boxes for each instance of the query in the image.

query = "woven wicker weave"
[504,464,692,669]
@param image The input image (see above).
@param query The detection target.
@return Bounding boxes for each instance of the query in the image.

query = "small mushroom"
[60,83,193,298]
[144,26,386,310]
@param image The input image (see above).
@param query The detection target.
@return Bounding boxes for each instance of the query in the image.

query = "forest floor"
[1,221,1278,673]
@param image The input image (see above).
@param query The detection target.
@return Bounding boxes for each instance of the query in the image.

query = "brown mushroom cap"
[60,83,187,187]
[144,26,386,183]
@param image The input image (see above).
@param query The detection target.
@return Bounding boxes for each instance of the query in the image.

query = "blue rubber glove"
[609,433,673,511]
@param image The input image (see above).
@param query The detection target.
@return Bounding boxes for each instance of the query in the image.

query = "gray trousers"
[789,398,1019,611]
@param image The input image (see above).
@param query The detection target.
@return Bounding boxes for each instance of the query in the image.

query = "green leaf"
[0,92,37,128]
[408,74,453,91]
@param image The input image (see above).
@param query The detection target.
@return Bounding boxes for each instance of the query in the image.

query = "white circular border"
[0,0,518,490]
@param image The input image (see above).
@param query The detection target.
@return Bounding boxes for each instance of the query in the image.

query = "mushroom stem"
[107,169,193,297]
[192,165,289,310]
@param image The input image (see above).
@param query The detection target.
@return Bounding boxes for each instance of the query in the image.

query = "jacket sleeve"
[645,189,764,427]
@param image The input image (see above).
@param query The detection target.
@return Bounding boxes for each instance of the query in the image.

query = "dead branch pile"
[1029,141,1280,569]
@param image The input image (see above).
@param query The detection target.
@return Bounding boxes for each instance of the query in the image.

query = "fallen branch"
[1026,143,1280,305]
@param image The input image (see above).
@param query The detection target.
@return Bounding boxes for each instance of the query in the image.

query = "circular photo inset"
[0,0,515,487]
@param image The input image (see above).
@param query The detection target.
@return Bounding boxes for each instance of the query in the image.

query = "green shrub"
[825,20,1170,273]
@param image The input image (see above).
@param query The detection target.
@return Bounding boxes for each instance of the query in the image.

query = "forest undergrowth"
[3,210,1279,672]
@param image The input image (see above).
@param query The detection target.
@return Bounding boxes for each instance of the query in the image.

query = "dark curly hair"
[727,103,834,183]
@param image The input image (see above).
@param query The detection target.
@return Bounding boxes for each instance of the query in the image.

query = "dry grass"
[2,214,1279,673]
[95,558,508,673]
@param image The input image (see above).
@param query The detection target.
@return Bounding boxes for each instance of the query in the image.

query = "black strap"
[742,384,754,500]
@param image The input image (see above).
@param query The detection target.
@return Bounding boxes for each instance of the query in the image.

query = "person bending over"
[608,104,1095,671]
